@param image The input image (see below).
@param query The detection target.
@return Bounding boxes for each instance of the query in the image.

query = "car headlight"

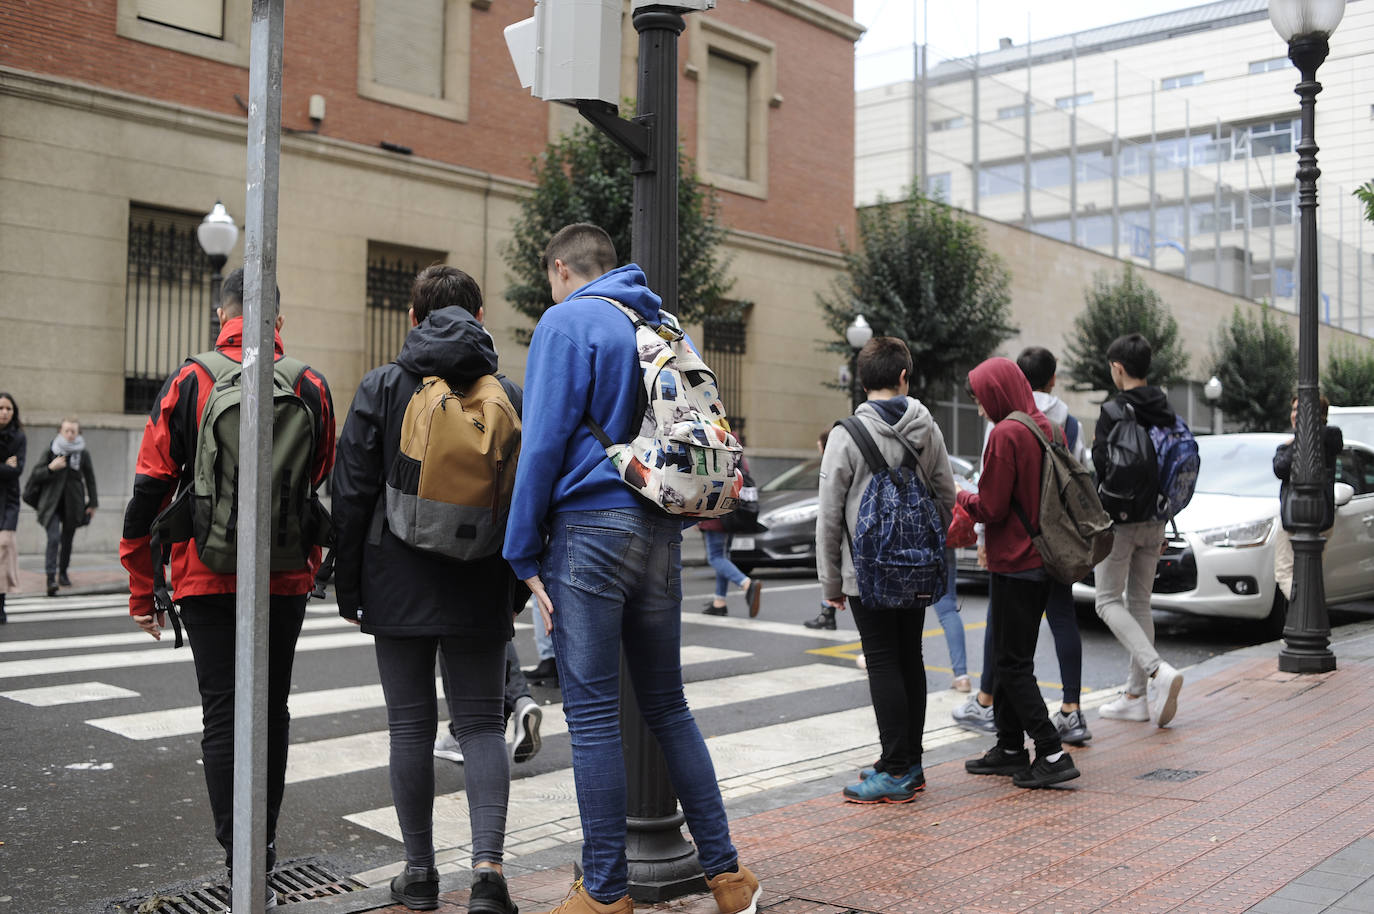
[1196,517,1274,548]
[764,503,819,526]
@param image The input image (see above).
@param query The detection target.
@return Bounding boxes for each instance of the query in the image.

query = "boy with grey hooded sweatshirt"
[817,336,956,804]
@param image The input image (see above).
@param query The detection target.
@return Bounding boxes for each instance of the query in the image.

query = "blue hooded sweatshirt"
[503,264,667,580]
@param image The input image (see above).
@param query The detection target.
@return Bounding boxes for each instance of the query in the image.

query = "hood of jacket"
[1033,391,1070,426]
[968,358,1046,426]
[567,263,663,324]
[394,307,498,381]
[856,396,936,444]
[1116,385,1177,428]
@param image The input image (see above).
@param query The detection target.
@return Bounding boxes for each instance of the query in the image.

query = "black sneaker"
[702,604,729,616]
[522,657,558,685]
[58,572,73,587]
[46,577,57,597]
[964,747,1030,776]
[1012,752,1080,789]
[804,607,836,630]
[468,868,518,914]
[390,864,440,911]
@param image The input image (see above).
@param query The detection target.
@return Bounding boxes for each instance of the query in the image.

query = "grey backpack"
[1005,411,1114,584]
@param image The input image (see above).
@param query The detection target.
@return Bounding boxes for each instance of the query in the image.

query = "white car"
[1073,433,1374,636]
[1330,405,1374,450]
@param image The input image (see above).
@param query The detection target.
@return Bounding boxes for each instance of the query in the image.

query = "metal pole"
[1069,36,1077,245]
[1338,189,1344,328]
[920,0,928,192]
[208,257,227,347]
[1271,152,1279,301]
[1360,212,1365,335]
[1278,35,1335,674]
[1244,154,1253,299]
[1148,81,1156,269]
[911,7,920,193]
[1023,17,1032,229]
[972,0,981,216]
[1184,101,1192,280]
[1214,117,1222,286]
[1113,61,1120,259]
[233,1,283,912]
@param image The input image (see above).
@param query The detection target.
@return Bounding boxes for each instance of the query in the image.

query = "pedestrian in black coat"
[27,416,97,596]
[0,392,25,621]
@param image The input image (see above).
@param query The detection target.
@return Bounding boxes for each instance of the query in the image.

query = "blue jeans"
[927,549,967,677]
[702,529,748,598]
[541,508,738,902]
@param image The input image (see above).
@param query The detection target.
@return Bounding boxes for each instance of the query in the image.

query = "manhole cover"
[129,859,366,912]
[1137,768,1207,782]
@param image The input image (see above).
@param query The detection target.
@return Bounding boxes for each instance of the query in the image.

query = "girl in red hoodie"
[955,358,1080,789]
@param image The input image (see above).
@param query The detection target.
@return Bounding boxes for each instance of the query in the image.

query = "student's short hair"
[60,415,80,431]
[1106,333,1152,381]
[1292,393,1331,422]
[411,264,482,322]
[1016,346,1057,391]
[857,337,913,393]
[541,223,618,279]
[219,268,281,318]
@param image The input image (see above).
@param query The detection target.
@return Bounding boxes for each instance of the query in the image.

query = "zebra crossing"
[0,588,996,888]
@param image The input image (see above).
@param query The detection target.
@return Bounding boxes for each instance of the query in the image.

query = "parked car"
[1071,433,1374,636]
[1330,405,1374,449]
[728,455,978,573]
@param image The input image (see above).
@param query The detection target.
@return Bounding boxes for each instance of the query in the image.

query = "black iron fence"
[366,255,425,369]
[124,208,216,414]
[703,311,748,438]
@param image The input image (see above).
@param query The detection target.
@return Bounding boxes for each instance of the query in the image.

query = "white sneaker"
[510,696,543,764]
[1099,693,1149,722]
[1149,662,1183,728]
[433,731,464,763]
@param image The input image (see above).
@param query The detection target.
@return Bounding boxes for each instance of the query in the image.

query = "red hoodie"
[955,358,1055,574]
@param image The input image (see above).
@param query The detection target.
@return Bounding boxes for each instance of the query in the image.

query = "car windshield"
[1194,437,1282,498]
[1335,413,1374,449]
[761,457,822,492]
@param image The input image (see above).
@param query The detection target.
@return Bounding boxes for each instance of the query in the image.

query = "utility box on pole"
[504,0,624,104]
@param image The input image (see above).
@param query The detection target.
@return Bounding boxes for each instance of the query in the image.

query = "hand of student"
[86,507,96,520]
[525,574,555,636]
[133,611,166,640]
[48,455,67,471]
[4,455,16,467]
[826,596,847,613]
[977,544,988,569]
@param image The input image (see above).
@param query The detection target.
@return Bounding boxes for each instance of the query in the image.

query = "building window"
[365,243,446,370]
[1055,92,1093,110]
[930,116,967,132]
[358,0,473,121]
[124,205,219,415]
[1251,189,1296,228]
[1249,56,1290,74]
[926,172,952,199]
[702,308,750,435]
[1234,118,1300,158]
[978,162,1023,197]
[689,18,777,199]
[997,103,1029,121]
[116,0,249,66]
[1161,72,1204,90]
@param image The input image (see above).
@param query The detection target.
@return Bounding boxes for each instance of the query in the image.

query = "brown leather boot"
[706,863,761,914]
[535,879,633,914]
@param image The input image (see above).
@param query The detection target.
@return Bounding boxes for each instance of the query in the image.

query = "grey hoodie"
[816,397,957,601]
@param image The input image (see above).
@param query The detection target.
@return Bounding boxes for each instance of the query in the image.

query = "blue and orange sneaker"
[842,768,924,804]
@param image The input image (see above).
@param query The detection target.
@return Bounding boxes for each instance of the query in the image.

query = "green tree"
[1208,305,1297,431]
[502,121,738,340]
[1323,342,1374,406]
[1062,266,1189,395]
[1355,180,1374,225]
[818,190,1017,403]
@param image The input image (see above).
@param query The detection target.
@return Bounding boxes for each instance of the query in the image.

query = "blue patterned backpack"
[837,416,946,610]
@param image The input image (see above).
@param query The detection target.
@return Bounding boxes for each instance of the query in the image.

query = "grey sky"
[854,0,1231,87]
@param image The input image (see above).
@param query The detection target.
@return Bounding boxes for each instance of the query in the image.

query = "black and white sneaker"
[1012,753,1080,789]
[510,697,543,764]
[964,747,1030,776]
[1052,709,1092,745]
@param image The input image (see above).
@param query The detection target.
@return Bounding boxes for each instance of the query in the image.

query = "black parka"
[29,443,97,529]
[331,308,521,640]
[0,426,25,531]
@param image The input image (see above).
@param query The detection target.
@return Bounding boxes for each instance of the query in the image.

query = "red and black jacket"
[119,317,335,616]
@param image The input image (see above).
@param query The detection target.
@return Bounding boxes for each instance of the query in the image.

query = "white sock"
[1045,751,1064,763]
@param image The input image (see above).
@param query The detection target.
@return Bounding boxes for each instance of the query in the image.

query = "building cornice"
[726,228,845,267]
[0,67,534,201]
[754,0,866,43]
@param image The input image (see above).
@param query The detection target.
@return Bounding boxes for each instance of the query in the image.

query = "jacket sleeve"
[81,453,98,509]
[0,430,24,482]
[920,422,957,521]
[815,428,855,601]
[297,367,336,487]
[330,372,386,621]
[1273,440,1294,481]
[1091,401,1116,481]
[956,429,1016,526]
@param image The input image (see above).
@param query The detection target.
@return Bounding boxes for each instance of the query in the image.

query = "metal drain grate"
[1137,768,1207,782]
[129,859,367,912]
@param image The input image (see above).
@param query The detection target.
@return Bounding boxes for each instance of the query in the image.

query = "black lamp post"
[846,314,873,411]
[1269,0,1345,673]
[197,201,239,346]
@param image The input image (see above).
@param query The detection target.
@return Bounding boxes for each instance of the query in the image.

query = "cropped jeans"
[927,549,967,677]
[702,529,749,599]
[541,507,738,902]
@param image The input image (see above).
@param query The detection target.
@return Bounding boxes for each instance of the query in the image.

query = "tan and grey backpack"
[384,374,521,561]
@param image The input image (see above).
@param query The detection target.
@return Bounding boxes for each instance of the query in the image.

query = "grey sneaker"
[1052,709,1092,745]
[952,695,996,734]
[510,696,543,764]
[433,731,464,763]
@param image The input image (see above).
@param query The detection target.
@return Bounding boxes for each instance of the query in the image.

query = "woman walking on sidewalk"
[0,393,26,622]
[698,453,762,617]
[28,416,96,597]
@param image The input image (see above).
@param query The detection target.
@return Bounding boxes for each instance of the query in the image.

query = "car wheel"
[1262,588,1289,641]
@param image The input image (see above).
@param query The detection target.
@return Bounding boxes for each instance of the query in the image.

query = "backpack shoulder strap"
[1065,414,1080,450]
[837,416,890,477]
[188,350,238,383]
[273,355,310,390]
[1004,411,1052,450]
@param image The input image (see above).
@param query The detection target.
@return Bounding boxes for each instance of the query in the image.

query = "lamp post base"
[1277,648,1336,674]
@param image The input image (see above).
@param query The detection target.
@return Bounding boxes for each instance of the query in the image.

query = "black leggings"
[979,579,1082,704]
[180,593,308,870]
[374,635,509,869]
[849,595,927,776]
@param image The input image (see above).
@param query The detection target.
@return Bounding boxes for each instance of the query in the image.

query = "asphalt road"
[1,566,1370,914]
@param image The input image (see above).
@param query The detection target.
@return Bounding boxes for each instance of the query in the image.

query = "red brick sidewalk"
[355,638,1374,914]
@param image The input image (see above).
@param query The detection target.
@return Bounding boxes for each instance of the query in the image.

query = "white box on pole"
[537,0,622,104]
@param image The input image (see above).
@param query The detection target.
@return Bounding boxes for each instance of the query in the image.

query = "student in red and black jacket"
[118,269,334,893]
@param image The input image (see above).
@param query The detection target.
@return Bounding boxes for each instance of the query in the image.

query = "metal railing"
[365,255,423,370]
[703,312,748,437]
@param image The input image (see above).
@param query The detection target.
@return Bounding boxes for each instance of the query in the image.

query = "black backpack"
[1097,401,1159,524]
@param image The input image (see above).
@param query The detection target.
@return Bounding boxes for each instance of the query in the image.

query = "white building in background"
[856,0,1374,337]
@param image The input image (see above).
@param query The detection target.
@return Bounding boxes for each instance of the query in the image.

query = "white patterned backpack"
[583,297,743,517]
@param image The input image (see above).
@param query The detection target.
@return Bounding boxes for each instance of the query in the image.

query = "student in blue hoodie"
[503,224,760,914]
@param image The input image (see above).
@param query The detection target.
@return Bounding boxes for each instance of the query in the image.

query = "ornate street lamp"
[1269,0,1345,673]
[846,314,874,410]
[197,201,239,346]
[1204,375,1223,435]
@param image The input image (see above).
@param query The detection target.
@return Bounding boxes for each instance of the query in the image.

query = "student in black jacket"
[331,266,519,914]
[28,416,97,596]
[0,392,25,621]
[1272,394,1343,601]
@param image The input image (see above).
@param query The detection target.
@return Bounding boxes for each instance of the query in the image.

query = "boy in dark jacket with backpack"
[1092,333,1184,728]
[120,269,335,905]
[957,357,1080,789]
